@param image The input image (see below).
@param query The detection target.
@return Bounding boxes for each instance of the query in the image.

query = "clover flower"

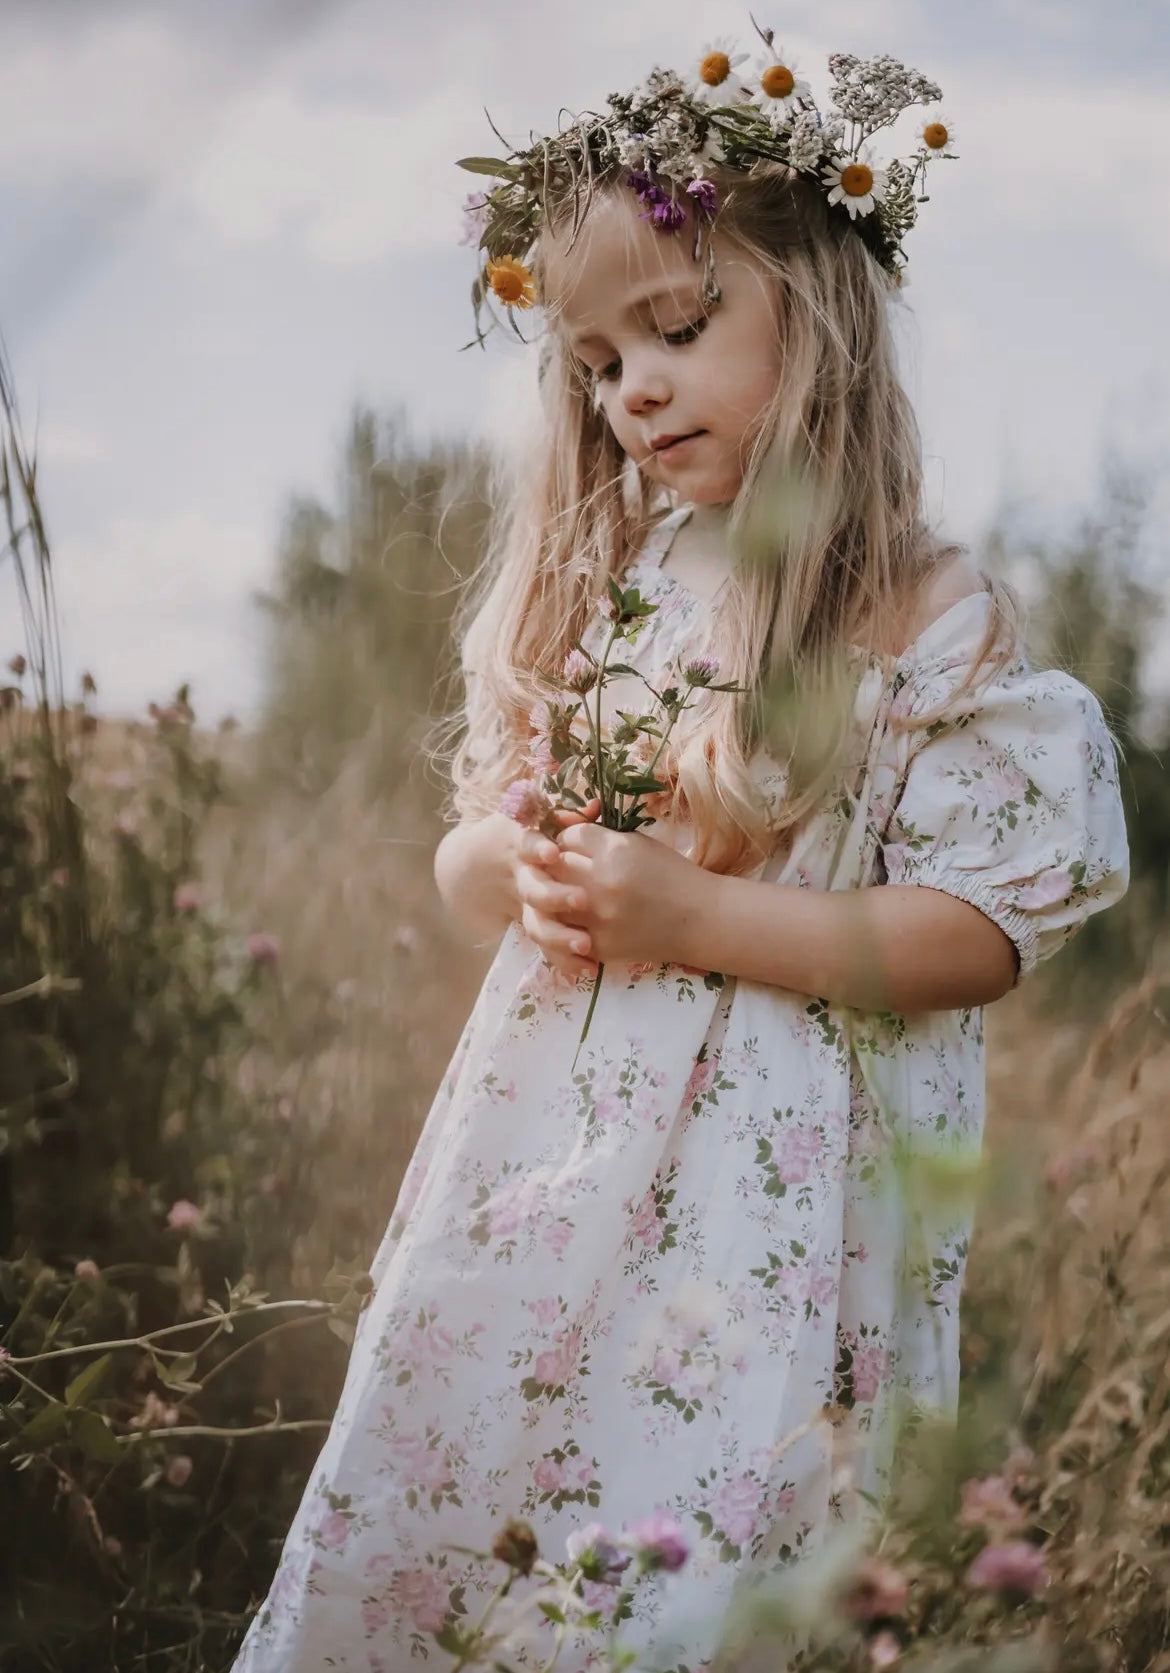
[499,777,553,830]
[685,178,718,215]
[958,1474,1026,1535]
[562,649,598,693]
[623,1509,690,1573]
[459,190,491,248]
[247,932,281,967]
[566,1522,631,1584]
[166,1198,202,1232]
[683,654,721,687]
[172,881,202,913]
[966,1539,1047,1597]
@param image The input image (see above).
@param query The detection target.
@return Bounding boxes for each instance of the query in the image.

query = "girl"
[233,34,1129,1673]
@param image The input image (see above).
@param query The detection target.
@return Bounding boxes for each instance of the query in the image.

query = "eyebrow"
[566,278,704,350]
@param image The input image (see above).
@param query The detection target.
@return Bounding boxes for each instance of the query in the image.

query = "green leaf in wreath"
[454,156,519,178]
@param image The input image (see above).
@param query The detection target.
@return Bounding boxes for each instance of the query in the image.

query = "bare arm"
[433,815,524,945]
[546,825,1019,1013]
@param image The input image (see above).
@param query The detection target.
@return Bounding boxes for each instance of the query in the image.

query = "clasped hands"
[512,798,700,980]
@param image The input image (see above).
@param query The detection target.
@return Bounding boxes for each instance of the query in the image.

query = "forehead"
[542,192,706,344]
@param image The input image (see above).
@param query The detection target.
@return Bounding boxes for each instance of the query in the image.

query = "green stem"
[571,963,605,1075]
[5,1299,332,1368]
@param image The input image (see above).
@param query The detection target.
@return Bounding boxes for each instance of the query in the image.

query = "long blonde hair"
[450,163,1017,873]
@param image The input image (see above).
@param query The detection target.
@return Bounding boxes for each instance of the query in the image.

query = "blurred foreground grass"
[2,384,1169,1671]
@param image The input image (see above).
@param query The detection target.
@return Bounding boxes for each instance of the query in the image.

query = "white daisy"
[748,52,813,122]
[688,37,750,106]
[820,147,889,220]
[918,110,957,154]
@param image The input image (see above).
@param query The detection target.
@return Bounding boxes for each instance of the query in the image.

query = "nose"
[619,347,671,419]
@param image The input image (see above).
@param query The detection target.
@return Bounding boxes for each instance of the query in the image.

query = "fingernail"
[573,939,589,955]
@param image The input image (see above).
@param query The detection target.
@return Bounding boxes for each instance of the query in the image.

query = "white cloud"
[184,85,477,261]
[52,512,268,719]
[30,420,109,465]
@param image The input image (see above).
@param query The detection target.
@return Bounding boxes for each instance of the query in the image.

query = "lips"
[651,430,705,453]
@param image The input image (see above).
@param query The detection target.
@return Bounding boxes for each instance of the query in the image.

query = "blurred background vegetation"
[2,361,1169,1671]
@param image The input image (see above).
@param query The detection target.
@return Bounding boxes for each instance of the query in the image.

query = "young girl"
[233,33,1129,1673]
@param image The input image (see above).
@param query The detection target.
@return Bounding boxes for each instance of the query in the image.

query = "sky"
[1,0,1168,721]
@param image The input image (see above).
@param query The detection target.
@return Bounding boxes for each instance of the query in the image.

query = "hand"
[512,799,602,980]
[550,821,704,967]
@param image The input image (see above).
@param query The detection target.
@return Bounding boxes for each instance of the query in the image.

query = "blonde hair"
[449,163,1018,874]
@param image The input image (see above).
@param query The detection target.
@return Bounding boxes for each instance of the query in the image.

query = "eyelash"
[591,316,708,384]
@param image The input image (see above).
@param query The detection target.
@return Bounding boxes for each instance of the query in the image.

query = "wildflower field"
[2,372,1169,1671]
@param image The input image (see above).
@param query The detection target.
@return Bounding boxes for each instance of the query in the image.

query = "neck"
[682,499,732,541]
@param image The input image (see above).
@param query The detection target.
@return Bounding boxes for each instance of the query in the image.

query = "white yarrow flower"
[821,146,889,220]
[689,37,750,105]
[748,51,812,120]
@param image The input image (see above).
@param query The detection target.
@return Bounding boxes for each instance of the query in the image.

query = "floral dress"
[232,504,1129,1673]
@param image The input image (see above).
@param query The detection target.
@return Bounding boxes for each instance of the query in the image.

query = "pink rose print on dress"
[361,1597,391,1637]
[709,1472,763,1546]
[543,1219,574,1254]
[529,1295,562,1326]
[684,1054,714,1105]
[388,1566,451,1634]
[318,1511,349,1549]
[386,1430,457,1498]
[1012,866,1072,911]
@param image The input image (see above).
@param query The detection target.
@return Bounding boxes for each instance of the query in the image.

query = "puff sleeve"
[881,663,1130,980]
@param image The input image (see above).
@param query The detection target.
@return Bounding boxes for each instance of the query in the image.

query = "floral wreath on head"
[456,16,957,351]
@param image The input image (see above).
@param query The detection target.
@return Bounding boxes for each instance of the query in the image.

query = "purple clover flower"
[686,178,719,216]
[499,777,552,830]
[459,190,490,248]
[966,1540,1047,1597]
[623,1509,690,1573]
[566,1523,631,1585]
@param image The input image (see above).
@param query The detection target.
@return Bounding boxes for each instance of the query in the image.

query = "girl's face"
[546,191,783,506]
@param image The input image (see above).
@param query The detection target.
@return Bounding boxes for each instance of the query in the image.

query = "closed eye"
[594,316,709,384]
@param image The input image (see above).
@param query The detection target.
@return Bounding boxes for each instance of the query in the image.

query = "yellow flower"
[749,51,812,122]
[689,36,749,105]
[485,254,538,309]
[920,111,957,152]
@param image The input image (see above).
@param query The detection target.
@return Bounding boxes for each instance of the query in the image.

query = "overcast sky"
[2,0,1168,721]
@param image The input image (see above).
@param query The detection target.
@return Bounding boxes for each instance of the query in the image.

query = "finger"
[557,822,604,856]
[552,850,593,883]
[552,798,602,828]
[521,904,594,963]
[517,829,560,869]
[515,866,589,921]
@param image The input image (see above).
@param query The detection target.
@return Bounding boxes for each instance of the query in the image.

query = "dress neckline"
[637,502,992,671]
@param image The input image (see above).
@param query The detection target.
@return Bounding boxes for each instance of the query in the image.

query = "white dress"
[232,505,1129,1673]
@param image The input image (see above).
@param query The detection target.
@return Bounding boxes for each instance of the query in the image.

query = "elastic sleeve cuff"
[893,864,1039,983]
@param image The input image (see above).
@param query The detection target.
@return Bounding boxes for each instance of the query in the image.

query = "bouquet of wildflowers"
[500,577,741,1065]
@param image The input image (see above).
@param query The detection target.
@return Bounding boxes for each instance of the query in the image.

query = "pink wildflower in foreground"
[172,881,201,913]
[683,654,721,687]
[562,648,598,693]
[566,1522,631,1584]
[167,1199,201,1232]
[966,1539,1047,1596]
[247,932,280,966]
[165,1454,194,1488]
[958,1474,1026,1534]
[499,777,552,831]
[623,1509,690,1573]
[74,1259,100,1283]
[846,1556,909,1621]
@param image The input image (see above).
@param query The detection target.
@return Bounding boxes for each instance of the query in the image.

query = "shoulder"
[901,552,986,652]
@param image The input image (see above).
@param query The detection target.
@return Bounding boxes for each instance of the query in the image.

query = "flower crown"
[456,18,956,350]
